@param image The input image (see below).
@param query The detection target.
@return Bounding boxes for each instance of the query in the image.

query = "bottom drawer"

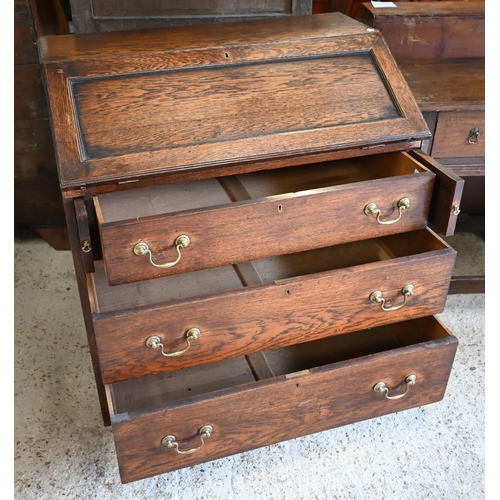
[108,316,458,483]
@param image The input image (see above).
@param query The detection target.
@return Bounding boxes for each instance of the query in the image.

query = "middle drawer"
[89,228,456,384]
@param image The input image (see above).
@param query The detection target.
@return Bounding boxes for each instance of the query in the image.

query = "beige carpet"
[14,230,485,499]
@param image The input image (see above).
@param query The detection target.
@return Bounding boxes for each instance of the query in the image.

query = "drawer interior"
[251,228,446,281]
[109,316,452,415]
[90,228,449,314]
[95,151,430,222]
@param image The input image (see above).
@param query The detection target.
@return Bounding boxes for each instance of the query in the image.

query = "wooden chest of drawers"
[40,12,463,483]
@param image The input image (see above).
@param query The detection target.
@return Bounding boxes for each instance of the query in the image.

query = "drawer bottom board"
[108,315,458,483]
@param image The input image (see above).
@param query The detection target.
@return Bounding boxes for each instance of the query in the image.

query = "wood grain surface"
[110,317,458,482]
[40,13,430,188]
[398,59,485,112]
[92,229,455,383]
[96,159,435,285]
[356,1,484,61]
[69,0,312,34]
[409,150,464,237]
[432,111,485,159]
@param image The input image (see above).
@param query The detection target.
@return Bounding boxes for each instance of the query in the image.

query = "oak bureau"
[39,12,464,483]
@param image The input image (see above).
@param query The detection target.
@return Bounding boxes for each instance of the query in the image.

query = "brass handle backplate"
[364,197,410,225]
[133,235,190,269]
[373,374,417,400]
[162,425,213,455]
[369,284,414,311]
[468,126,481,144]
[146,328,200,357]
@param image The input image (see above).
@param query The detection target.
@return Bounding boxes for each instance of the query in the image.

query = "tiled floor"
[14,229,485,499]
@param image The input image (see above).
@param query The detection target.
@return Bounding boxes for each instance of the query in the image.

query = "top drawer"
[94,151,460,285]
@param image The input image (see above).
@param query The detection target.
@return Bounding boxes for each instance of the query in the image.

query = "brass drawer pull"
[162,425,213,455]
[468,126,481,144]
[373,374,417,400]
[146,328,200,357]
[364,197,410,225]
[133,235,191,268]
[369,284,414,311]
[81,240,92,252]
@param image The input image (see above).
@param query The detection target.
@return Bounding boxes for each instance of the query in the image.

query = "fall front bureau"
[39,12,463,483]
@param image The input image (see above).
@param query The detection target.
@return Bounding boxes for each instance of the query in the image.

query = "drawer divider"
[217,175,253,202]
[229,241,275,380]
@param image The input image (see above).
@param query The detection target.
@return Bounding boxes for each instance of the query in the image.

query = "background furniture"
[14,0,70,249]
[356,1,485,294]
[68,0,313,33]
[325,0,484,18]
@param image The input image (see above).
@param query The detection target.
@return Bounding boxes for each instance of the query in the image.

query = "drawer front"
[432,111,485,159]
[93,231,456,384]
[409,151,464,237]
[110,317,458,483]
[97,173,433,285]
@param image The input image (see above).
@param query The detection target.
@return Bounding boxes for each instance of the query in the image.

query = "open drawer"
[90,228,456,384]
[108,315,458,483]
[94,151,461,285]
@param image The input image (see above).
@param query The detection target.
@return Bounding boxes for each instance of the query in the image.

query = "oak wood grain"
[40,13,430,188]
[96,156,435,285]
[398,59,485,112]
[40,13,369,62]
[409,150,464,237]
[432,111,485,158]
[110,317,458,482]
[61,193,111,425]
[92,229,455,383]
[73,55,399,160]
[356,2,484,61]
[74,198,95,273]
[69,0,312,34]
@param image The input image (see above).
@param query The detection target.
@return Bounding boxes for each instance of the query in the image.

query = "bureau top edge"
[38,13,372,64]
